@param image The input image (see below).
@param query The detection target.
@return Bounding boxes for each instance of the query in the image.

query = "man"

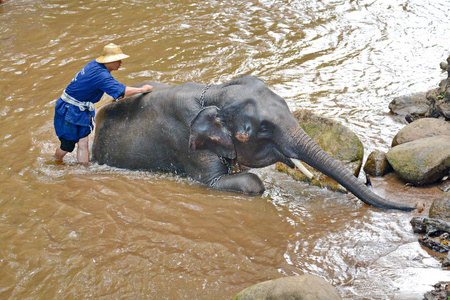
[53,43,153,163]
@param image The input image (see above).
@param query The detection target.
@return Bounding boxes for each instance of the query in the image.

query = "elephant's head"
[190,75,415,211]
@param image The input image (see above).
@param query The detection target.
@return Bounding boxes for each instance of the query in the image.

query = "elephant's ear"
[189,106,236,159]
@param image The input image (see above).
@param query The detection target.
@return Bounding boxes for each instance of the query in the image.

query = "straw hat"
[96,43,130,63]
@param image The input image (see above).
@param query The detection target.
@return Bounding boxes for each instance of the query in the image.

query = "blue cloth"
[54,59,126,142]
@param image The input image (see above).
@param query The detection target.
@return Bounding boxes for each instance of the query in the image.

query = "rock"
[388,57,450,122]
[444,252,450,267]
[429,192,450,221]
[419,233,450,252]
[233,275,342,300]
[363,150,393,176]
[391,118,450,147]
[425,78,450,120]
[438,178,450,192]
[388,92,429,117]
[437,100,450,119]
[410,217,450,234]
[276,110,364,193]
[411,216,450,267]
[405,113,419,123]
[386,136,450,185]
[423,283,450,300]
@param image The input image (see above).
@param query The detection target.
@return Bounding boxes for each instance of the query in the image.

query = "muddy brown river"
[1,0,449,299]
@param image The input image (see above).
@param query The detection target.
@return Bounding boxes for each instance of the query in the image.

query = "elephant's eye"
[259,123,270,134]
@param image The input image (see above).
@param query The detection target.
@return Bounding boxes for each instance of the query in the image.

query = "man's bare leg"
[54,147,68,162]
[77,136,90,164]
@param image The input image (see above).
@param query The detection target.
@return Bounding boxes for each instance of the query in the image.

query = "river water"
[1,0,449,299]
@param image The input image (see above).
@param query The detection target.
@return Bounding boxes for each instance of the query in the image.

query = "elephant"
[92,75,416,211]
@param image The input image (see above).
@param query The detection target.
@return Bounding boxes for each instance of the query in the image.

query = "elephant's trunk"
[284,129,416,211]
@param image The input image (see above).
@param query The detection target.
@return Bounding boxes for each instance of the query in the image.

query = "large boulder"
[391,118,450,147]
[386,136,450,185]
[276,110,364,193]
[233,275,342,300]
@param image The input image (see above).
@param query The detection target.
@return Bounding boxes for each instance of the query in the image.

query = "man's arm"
[123,85,153,98]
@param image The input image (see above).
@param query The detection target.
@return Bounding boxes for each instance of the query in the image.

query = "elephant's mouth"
[235,145,296,169]
[234,146,314,178]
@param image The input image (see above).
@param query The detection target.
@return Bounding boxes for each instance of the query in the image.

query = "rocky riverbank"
[373,56,450,300]
[269,56,450,300]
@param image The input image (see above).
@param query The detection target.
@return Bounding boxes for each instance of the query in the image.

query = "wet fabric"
[59,137,77,152]
[54,107,91,149]
[54,59,126,142]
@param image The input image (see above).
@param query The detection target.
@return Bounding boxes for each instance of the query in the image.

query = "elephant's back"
[92,83,203,170]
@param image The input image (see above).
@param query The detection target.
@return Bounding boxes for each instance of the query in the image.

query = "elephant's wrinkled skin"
[92,75,415,211]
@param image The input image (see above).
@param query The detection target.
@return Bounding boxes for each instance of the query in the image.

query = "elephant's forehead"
[252,99,292,120]
[224,85,291,120]
[235,100,285,119]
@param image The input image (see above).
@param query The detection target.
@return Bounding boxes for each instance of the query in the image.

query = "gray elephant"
[92,75,415,211]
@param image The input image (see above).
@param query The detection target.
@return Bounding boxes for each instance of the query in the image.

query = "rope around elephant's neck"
[199,84,211,108]
[199,84,233,186]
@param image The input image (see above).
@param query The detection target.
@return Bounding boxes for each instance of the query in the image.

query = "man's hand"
[123,85,154,98]
[140,84,153,93]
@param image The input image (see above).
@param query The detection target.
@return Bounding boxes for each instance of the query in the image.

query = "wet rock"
[425,77,450,120]
[388,92,429,117]
[425,56,450,120]
[363,150,392,176]
[411,216,450,268]
[437,99,450,119]
[411,217,450,255]
[233,275,342,300]
[419,233,450,253]
[448,55,450,78]
[391,118,450,147]
[423,283,450,300]
[438,177,450,192]
[411,217,450,235]
[443,252,450,267]
[429,192,450,221]
[386,136,450,185]
[276,110,364,193]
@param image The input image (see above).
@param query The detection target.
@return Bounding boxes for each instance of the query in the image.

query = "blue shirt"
[55,59,126,126]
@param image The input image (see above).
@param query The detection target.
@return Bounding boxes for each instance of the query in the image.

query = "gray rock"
[233,275,342,300]
[438,178,450,192]
[443,252,450,267]
[388,92,429,116]
[389,57,450,121]
[429,192,450,221]
[437,100,450,119]
[391,118,450,147]
[363,150,393,176]
[425,78,450,120]
[411,217,450,234]
[386,136,450,185]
